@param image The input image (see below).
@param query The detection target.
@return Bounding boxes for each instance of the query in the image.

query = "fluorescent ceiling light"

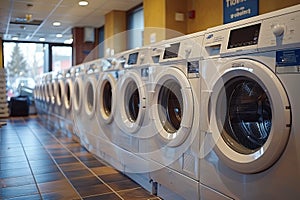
[39,37,45,42]
[12,36,18,40]
[78,1,89,6]
[56,34,63,38]
[64,38,73,44]
[53,21,61,26]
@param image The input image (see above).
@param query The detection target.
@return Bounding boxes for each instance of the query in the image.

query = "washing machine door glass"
[64,80,72,110]
[152,67,194,147]
[125,80,139,122]
[158,80,182,133]
[85,80,96,117]
[210,59,291,173]
[102,81,112,116]
[56,81,63,106]
[98,73,117,124]
[220,76,271,154]
[74,78,82,112]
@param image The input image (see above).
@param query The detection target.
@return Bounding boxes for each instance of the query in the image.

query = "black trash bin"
[10,95,30,116]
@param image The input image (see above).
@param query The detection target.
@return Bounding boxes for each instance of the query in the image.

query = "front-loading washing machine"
[62,67,76,137]
[73,60,102,151]
[72,63,88,142]
[199,5,300,199]
[98,47,158,191]
[53,70,67,131]
[113,47,154,155]
[137,32,205,200]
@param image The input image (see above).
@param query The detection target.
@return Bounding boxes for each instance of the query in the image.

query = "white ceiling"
[0,0,143,43]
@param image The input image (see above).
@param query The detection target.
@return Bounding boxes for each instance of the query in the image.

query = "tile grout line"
[32,120,125,200]
[27,121,83,200]
[13,118,44,200]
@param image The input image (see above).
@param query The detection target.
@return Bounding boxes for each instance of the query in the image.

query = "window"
[127,6,144,49]
[3,42,46,100]
[51,46,72,73]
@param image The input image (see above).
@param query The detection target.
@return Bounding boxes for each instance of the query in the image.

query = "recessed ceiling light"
[56,34,63,38]
[53,21,61,26]
[12,36,18,40]
[39,37,45,42]
[78,1,88,6]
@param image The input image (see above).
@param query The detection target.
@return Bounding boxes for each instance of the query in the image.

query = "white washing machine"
[93,55,125,150]
[53,70,67,131]
[62,68,76,136]
[199,5,300,199]
[137,32,205,200]
[74,60,102,151]
[72,64,86,139]
[113,47,154,155]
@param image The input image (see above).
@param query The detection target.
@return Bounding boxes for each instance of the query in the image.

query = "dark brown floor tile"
[76,184,113,197]
[54,156,79,164]
[31,165,60,175]
[2,194,42,200]
[64,169,94,179]
[23,146,46,152]
[108,179,140,191]
[0,155,27,164]
[76,154,95,161]
[29,159,56,168]
[99,173,129,183]
[37,179,74,193]
[68,146,89,154]
[49,150,72,157]
[118,188,157,200]
[0,168,32,179]
[26,154,52,161]
[34,171,66,184]
[83,160,105,168]
[91,166,119,176]
[59,162,86,172]
[0,175,35,188]
[83,193,122,200]
[70,176,103,188]
[41,189,81,200]
[1,161,29,170]
[0,184,39,199]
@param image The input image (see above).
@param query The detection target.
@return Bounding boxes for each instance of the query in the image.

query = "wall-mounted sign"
[223,0,259,24]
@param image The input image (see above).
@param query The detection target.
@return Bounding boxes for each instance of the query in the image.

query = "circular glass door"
[98,73,117,124]
[74,78,82,112]
[152,67,193,147]
[117,71,146,134]
[64,80,72,110]
[210,59,290,173]
[219,76,272,155]
[84,78,96,117]
[157,80,183,134]
[56,80,64,106]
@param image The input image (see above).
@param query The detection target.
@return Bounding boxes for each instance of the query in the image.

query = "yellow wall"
[187,0,223,33]
[186,0,299,33]
[104,10,126,55]
[166,0,187,37]
[143,0,188,45]
[259,0,300,14]
[143,0,166,45]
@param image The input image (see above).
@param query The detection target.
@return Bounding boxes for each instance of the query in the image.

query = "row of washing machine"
[34,4,300,200]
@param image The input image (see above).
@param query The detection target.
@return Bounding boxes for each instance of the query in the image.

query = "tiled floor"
[0,116,161,200]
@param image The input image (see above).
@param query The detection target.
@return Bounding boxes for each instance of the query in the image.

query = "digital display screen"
[163,43,180,59]
[127,52,139,65]
[228,23,261,49]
